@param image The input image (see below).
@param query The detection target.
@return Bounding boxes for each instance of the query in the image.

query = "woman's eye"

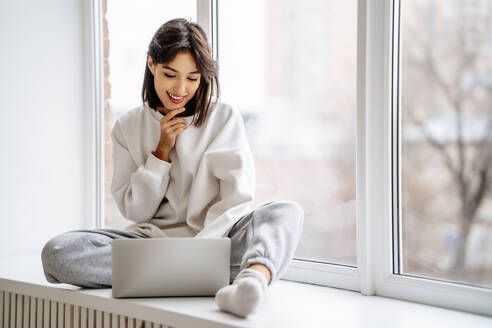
[164,73,198,81]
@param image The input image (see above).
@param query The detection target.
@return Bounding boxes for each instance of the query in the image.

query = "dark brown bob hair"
[141,18,220,127]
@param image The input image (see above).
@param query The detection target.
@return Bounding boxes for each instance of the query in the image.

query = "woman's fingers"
[161,107,185,124]
[165,121,187,131]
[170,123,188,135]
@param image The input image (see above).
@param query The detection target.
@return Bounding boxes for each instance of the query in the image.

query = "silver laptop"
[112,238,230,298]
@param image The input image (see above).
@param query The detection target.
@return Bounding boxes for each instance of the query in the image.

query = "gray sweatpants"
[41,200,304,288]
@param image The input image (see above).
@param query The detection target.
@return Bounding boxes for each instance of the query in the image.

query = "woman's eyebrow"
[162,65,200,74]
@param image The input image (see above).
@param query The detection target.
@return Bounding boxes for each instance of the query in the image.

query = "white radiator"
[0,291,173,328]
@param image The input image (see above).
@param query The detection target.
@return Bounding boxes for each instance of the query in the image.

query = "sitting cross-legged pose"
[41,18,304,318]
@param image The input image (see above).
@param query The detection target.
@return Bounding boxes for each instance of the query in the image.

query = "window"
[400,0,492,289]
[218,0,358,267]
[93,0,492,316]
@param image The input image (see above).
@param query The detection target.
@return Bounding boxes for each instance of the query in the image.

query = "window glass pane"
[401,0,492,287]
[104,1,196,230]
[219,0,357,265]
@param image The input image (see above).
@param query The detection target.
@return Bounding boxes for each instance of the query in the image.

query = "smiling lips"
[168,92,185,103]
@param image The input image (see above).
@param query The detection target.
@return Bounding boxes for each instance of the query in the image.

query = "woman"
[41,18,304,318]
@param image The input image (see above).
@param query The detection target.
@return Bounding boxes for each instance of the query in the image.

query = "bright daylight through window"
[400,0,492,288]
[219,0,358,266]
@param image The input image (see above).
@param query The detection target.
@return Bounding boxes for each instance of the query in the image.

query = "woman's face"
[147,51,201,114]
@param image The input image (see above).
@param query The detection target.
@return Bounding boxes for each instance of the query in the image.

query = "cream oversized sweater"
[110,102,256,238]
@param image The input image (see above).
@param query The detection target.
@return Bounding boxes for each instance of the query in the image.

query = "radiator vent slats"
[0,291,171,328]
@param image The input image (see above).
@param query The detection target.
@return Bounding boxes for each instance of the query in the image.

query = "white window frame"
[197,0,218,61]
[365,0,492,317]
[91,0,492,316]
[90,0,105,230]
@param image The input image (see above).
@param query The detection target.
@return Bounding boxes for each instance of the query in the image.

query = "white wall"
[0,0,94,256]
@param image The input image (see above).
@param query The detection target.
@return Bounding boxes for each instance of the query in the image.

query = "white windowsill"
[0,253,490,328]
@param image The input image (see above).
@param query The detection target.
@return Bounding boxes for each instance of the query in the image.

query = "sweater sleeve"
[110,121,173,223]
[196,147,256,238]
[195,107,256,238]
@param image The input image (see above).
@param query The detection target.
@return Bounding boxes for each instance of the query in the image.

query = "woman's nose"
[173,80,186,95]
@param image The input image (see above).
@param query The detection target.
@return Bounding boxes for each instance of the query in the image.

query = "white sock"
[215,268,269,318]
